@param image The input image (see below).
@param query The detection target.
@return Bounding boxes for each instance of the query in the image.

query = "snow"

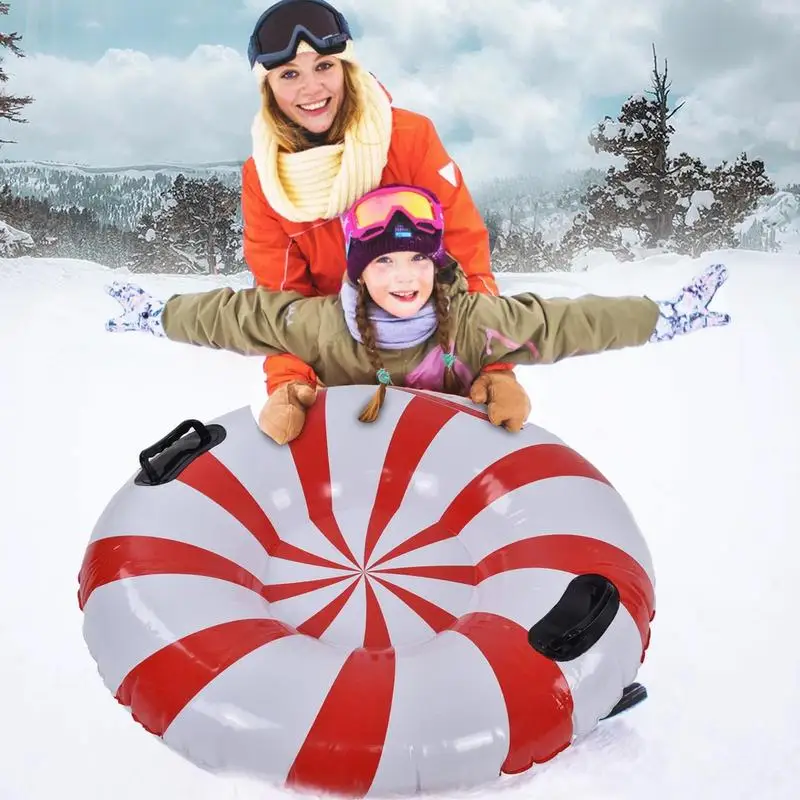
[684,189,716,227]
[0,220,35,256]
[2,248,799,800]
[626,121,645,138]
[592,117,645,144]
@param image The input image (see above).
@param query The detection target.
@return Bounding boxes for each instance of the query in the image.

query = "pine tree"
[490,206,564,273]
[563,44,775,261]
[0,3,33,145]
[564,45,684,255]
[128,211,179,273]
[670,153,774,256]
[156,174,242,274]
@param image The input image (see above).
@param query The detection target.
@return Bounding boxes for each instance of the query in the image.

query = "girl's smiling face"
[361,251,435,317]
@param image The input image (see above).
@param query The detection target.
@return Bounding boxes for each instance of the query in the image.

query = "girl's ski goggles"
[343,185,444,243]
[248,0,352,71]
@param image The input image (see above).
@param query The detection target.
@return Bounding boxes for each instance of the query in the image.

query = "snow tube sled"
[78,385,655,798]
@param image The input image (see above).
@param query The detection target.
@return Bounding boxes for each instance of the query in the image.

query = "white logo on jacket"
[438,161,458,187]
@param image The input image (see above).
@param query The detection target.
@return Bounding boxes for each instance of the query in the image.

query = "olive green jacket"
[161,266,659,390]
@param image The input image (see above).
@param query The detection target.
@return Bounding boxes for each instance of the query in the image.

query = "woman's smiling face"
[266,50,345,134]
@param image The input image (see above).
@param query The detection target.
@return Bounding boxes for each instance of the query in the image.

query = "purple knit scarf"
[340,281,438,349]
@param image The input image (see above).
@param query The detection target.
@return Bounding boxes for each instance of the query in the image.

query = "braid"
[433,279,463,395]
[355,281,388,423]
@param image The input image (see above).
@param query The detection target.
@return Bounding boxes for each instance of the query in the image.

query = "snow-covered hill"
[2,248,799,799]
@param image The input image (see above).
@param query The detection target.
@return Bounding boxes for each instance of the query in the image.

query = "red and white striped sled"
[78,385,655,798]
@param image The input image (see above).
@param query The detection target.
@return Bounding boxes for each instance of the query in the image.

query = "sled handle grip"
[135,418,226,486]
[528,573,621,662]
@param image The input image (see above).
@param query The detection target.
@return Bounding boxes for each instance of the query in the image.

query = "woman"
[243,0,529,444]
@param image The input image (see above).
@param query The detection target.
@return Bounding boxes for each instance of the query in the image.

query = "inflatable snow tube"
[78,385,655,798]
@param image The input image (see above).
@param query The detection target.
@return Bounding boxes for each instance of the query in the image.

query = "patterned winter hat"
[346,212,446,284]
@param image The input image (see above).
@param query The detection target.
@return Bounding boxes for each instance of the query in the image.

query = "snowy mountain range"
[2,159,799,255]
[0,159,243,231]
[0,159,610,236]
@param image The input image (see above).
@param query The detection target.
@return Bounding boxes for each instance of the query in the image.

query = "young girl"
[105,184,730,441]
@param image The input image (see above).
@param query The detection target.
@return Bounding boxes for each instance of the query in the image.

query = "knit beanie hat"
[346,211,446,284]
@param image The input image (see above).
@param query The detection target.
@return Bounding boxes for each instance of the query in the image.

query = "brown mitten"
[469,370,531,432]
[257,381,317,445]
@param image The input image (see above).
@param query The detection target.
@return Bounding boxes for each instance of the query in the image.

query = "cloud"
[6,45,257,166]
[5,0,800,188]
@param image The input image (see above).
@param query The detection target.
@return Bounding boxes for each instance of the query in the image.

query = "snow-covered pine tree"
[127,212,179,273]
[561,45,683,259]
[94,222,138,269]
[670,153,774,256]
[562,45,775,261]
[156,174,241,274]
[490,207,563,272]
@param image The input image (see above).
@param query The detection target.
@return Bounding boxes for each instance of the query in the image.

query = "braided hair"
[355,271,462,423]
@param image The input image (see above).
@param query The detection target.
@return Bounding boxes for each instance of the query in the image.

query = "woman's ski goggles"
[342,186,445,243]
[248,0,352,70]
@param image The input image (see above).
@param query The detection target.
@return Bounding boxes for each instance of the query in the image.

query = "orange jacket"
[242,106,504,391]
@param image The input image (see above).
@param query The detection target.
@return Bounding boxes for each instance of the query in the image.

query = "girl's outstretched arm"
[104,281,324,365]
[463,264,730,369]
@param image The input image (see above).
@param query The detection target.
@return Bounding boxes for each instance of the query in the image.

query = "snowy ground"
[1,248,798,800]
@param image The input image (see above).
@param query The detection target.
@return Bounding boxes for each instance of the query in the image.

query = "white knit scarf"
[250,65,393,222]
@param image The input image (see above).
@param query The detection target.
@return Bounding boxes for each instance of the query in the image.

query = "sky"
[2,246,799,799]
[2,0,800,189]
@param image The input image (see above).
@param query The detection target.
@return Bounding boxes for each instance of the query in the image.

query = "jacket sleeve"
[463,292,660,369]
[410,116,499,297]
[161,287,322,363]
[241,158,320,390]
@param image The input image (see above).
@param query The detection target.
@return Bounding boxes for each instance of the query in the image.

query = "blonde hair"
[259,59,362,152]
[356,278,463,423]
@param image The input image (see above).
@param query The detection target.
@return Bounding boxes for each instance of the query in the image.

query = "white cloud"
[4,0,800,188]
[6,45,257,166]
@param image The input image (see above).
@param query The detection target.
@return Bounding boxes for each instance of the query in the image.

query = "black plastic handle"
[528,573,621,662]
[135,418,226,486]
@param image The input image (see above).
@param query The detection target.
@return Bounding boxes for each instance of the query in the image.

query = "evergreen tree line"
[0,174,246,273]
